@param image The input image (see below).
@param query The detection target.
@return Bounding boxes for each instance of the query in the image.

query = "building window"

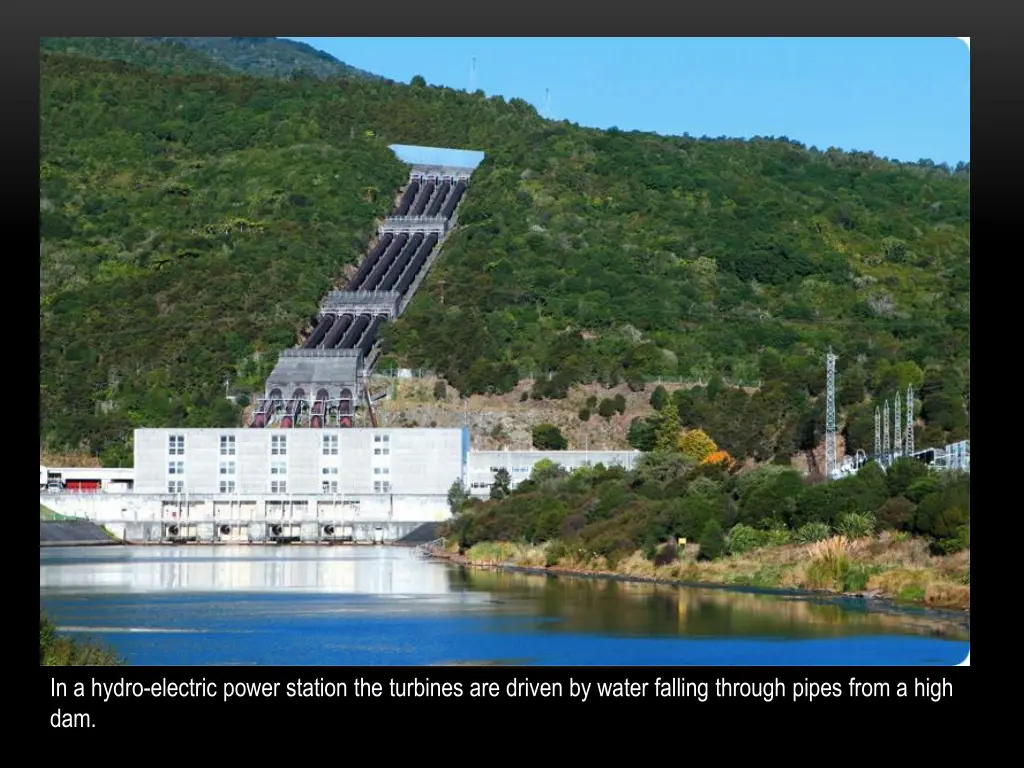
[322,480,338,493]
[219,481,236,493]
[270,461,287,476]
[271,434,287,456]
[168,434,185,455]
[219,461,236,476]
[271,480,287,494]
[167,480,184,493]
[373,434,390,456]
[322,434,338,455]
[168,461,185,475]
[373,480,391,493]
[373,467,390,476]
[220,435,236,456]
[322,466,338,476]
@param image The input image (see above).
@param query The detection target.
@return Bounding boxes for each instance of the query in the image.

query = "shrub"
[698,519,725,560]
[545,539,568,566]
[652,542,679,566]
[834,512,876,539]
[578,407,591,421]
[40,610,123,666]
[532,423,567,450]
[650,385,668,411]
[795,521,831,543]
[598,398,617,418]
[727,523,766,555]
[878,496,915,530]
[804,536,850,590]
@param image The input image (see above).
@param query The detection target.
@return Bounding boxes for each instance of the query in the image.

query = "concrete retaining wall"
[40,520,120,546]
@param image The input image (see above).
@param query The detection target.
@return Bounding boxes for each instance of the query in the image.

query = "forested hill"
[40,37,382,81]
[39,44,970,467]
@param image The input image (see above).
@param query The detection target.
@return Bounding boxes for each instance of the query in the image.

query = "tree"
[530,458,566,484]
[490,467,511,499]
[698,518,725,560]
[680,428,716,463]
[650,385,668,411]
[654,404,681,451]
[433,380,447,401]
[627,416,656,451]
[598,398,617,418]
[447,479,468,517]
[532,423,567,450]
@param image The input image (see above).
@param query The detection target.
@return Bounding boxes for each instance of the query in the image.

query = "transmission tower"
[874,406,881,463]
[894,392,902,458]
[825,348,838,480]
[883,400,891,466]
[905,385,915,457]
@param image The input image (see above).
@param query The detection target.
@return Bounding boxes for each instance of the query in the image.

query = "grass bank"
[40,504,71,521]
[432,532,970,611]
[40,610,125,665]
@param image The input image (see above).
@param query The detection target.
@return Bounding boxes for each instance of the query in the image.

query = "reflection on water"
[39,546,969,665]
[451,568,970,641]
[39,545,454,596]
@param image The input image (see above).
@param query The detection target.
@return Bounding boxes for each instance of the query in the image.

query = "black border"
[29,5,982,675]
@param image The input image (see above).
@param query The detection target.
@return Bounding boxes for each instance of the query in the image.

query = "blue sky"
[286,37,969,166]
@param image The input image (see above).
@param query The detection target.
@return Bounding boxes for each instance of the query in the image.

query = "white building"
[39,427,641,542]
[39,465,134,493]
[132,427,466,497]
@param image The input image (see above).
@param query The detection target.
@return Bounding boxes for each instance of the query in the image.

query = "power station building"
[133,427,467,497]
[39,426,640,543]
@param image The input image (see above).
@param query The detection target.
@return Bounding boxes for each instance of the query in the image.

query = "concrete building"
[39,427,641,542]
[39,465,134,493]
[132,427,467,497]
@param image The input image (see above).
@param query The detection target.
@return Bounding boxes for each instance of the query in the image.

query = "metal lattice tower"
[874,406,881,463]
[909,385,917,456]
[894,393,902,458]
[883,400,891,465]
[825,349,838,480]
[905,385,915,457]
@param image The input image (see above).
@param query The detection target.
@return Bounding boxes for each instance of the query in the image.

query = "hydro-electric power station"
[250,145,481,430]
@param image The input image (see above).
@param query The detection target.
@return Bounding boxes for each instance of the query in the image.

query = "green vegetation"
[40,611,124,665]
[41,37,382,81]
[441,454,970,608]
[40,504,70,520]
[39,39,968,467]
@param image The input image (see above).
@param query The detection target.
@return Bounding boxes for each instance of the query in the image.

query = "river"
[39,545,969,665]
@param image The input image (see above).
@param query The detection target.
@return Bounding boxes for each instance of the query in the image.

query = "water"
[39,545,970,665]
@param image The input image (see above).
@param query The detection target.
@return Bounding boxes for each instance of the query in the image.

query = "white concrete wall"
[40,491,450,524]
[132,428,465,498]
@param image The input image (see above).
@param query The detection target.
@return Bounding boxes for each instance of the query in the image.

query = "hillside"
[40,37,382,81]
[39,41,969,466]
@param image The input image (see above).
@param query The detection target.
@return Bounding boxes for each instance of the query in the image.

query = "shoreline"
[425,548,970,627]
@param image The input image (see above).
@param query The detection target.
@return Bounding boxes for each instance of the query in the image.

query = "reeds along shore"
[40,610,124,666]
[431,532,970,611]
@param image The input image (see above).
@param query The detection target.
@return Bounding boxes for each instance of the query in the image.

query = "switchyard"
[823,348,970,480]
[251,145,483,430]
